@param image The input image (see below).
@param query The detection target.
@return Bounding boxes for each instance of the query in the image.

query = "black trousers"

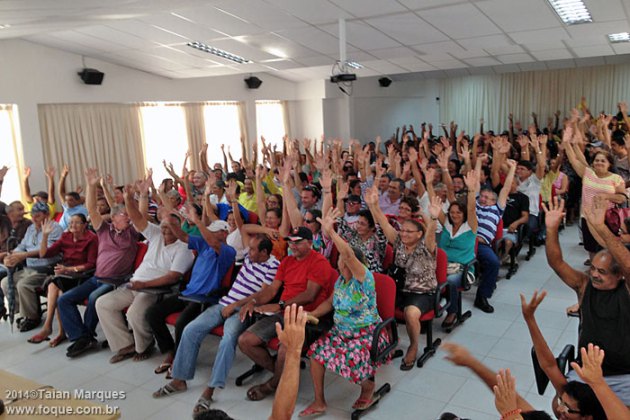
[145,294,202,355]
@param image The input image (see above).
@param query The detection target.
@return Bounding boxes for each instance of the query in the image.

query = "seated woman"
[299,208,389,416]
[365,185,437,371]
[435,173,478,331]
[28,215,98,346]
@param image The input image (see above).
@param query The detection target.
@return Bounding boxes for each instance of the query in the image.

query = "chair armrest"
[178,294,220,305]
[556,344,575,375]
[460,258,477,291]
[138,285,178,295]
[96,274,133,287]
[370,317,398,364]
[433,282,450,318]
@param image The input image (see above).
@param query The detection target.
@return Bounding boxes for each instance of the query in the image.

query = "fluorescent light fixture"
[345,61,363,69]
[609,32,630,43]
[187,42,252,64]
[547,0,592,25]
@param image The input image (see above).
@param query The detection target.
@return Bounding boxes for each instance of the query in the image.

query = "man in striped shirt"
[474,158,517,313]
[151,234,279,414]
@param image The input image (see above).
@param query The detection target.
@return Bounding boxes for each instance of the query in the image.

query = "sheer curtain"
[0,104,25,202]
[204,102,244,168]
[38,103,144,189]
[439,63,630,133]
[256,100,290,152]
[182,103,206,171]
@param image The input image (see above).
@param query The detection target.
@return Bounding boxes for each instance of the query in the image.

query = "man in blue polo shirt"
[473,157,516,313]
[145,210,236,377]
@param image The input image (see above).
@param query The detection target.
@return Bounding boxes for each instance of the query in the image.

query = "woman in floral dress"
[299,208,390,416]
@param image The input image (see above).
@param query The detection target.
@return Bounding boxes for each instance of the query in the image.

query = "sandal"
[109,351,135,364]
[152,383,186,399]
[298,406,326,417]
[192,397,212,415]
[165,366,173,380]
[49,335,67,348]
[154,362,171,374]
[400,358,415,371]
[352,394,380,411]
[27,332,50,344]
[133,346,154,362]
[246,383,276,401]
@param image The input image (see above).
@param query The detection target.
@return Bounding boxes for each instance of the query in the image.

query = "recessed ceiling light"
[187,42,252,64]
[547,0,592,25]
[609,32,630,43]
[345,61,363,69]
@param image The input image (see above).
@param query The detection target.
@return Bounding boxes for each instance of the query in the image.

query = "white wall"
[0,39,301,189]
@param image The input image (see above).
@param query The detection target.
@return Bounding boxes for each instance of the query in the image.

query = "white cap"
[208,220,230,232]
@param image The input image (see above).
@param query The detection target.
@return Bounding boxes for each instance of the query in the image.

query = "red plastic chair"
[248,212,259,225]
[394,248,448,368]
[382,244,394,272]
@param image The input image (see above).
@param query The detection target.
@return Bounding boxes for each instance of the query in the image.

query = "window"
[0,105,23,203]
[140,104,188,185]
[203,102,243,171]
[256,100,288,153]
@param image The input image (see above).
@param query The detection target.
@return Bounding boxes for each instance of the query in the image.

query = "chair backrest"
[53,211,63,222]
[373,273,396,320]
[328,244,339,270]
[435,248,447,285]
[221,263,235,290]
[134,242,149,270]
[382,244,394,271]
[492,218,504,244]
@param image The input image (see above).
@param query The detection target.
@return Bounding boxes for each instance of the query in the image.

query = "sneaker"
[66,337,98,358]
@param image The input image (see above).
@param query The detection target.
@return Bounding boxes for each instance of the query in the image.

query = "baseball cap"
[284,226,313,242]
[31,201,50,214]
[208,220,230,232]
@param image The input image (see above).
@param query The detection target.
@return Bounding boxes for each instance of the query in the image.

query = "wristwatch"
[278,300,286,310]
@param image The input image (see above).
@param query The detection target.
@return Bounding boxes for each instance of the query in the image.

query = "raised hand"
[318,207,338,235]
[541,196,565,230]
[408,147,418,163]
[320,168,332,190]
[0,166,9,180]
[571,344,606,386]
[493,369,518,416]
[364,186,379,206]
[583,195,608,227]
[84,168,100,186]
[61,164,70,178]
[442,342,475,367]
[23,166,31,178]
[42,219,55,236]
[275,304,307,353]
[519,290,547,321]
[428,195,443,219]
[463,170,479,192]
[225,180,238,201]
[424,167,436,185]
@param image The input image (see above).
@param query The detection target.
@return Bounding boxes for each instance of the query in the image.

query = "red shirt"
[44,231,98,271]
[275,250,333,311]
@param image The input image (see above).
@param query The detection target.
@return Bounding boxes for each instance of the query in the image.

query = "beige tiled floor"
[0,226,583,419]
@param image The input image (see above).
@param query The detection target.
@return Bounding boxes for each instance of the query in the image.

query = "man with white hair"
[96,187,194,364]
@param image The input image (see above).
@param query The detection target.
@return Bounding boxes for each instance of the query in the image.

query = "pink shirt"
[94,222,139,278]
[581,167,624,216]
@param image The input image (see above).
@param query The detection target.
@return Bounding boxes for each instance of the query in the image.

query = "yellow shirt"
[24,201,56,220]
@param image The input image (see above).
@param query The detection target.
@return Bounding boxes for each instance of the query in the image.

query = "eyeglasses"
[556,396,581,414]
[400,229,419,234]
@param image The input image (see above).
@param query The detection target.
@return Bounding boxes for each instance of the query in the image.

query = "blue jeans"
[57,276,113,341]
[446,272,463,315]
[0,265,7,311]
[172,304,247,389]
[476,243,499,299]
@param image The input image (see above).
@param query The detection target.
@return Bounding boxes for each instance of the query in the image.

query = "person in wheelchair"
[299,209,391,416]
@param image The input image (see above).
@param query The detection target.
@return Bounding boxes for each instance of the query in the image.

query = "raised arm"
[22,167,33,204]
[84,168,103,231]
[100,174,116,209]
[520,291,568,396]
[497,159,517,209]
[45,167,56,205]
[364,185,398,245]
[58,164,69,205]
[199,143,211,175]
[463,170,479,233]
[319,208,367,281]
[123,185,148,232]
[562,126,586,178]
[543,198,588,291]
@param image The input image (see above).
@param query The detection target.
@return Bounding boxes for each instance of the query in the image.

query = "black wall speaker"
[378,77,392,87]
[78,68,105,85]
[244,76,262,89]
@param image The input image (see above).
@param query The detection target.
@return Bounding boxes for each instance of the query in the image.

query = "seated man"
[58,169,140,358]
[546,196,630,404]
[95,187,194,363]
[0,201,32,319]
[473,156,516,313]
[0,202,62,332]
[152,234,279,416]
[238,227,333,402]
[146,212,236,375]
[498,177,529,263]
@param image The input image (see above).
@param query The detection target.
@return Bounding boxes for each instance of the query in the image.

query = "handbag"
[605,193,630,235]
[446,262,475,289]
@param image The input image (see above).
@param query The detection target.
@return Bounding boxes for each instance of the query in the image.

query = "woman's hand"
[519,290,546,321]
[428,195,443,220]
[493,369,519,416]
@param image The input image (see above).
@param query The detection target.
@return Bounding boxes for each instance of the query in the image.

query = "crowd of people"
[1,98,630,419]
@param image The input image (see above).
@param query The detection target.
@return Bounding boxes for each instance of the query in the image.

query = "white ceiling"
[2,0,630,81]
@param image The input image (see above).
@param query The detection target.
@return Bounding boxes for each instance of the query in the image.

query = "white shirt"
[131,223,194,282]
[517,175,542,216]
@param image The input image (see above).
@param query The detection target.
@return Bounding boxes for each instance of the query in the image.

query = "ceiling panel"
[274,26,347,55]
[545,59,577,69]
[367,46,420,60]
[360,60,408,74]
[106,19,189,45]
[475,0,560,32]
[574,57,607,66]
[262,0,352,24]
[319,21,401,50]
[170,6,266,37]
[329,0,407,18]
[138,13,227,42]
[259,59,301,70]
[509,28,570,44]
[365,12,448,45]
[293,55,336,67]
[208,0,309,31]
[76,25,156,50]
[430,59,467,70]
[612,44,630,55]
[416,3,503,39]
[235,33,318,59]
[531,49,574,61]
[27,30,125,53]
[518,62,548,71]
[464,57,501,66]
[496,53,534,64]
[572,45,615,58]
[457,34,515,50]
[396,0,468,10]
[587,0,627,22]
[204,38,279,62]
[493,64,522,74]
[483,44,526,55]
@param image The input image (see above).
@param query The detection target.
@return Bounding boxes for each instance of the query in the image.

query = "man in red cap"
[237,226,334,402]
